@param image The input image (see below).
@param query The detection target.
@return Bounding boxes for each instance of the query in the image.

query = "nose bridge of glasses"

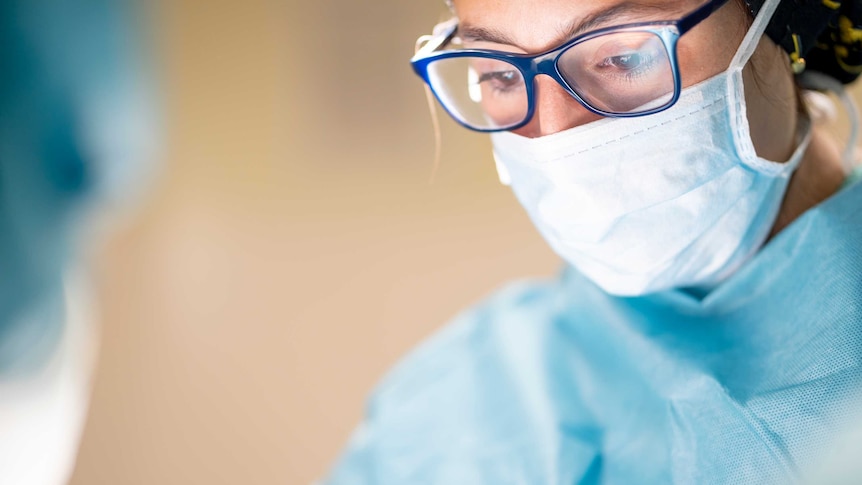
[531,55,569,89]
[534,54,557,72]
[527,54,579,105]
[520,74,602,137]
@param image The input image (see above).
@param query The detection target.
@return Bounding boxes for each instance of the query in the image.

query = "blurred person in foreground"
[324,0,862,483]
[0,0,158,484]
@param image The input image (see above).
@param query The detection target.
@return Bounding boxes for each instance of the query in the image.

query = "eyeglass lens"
[426,30,676,130]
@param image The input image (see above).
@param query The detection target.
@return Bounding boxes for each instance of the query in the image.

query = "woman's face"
[450,0,797,161]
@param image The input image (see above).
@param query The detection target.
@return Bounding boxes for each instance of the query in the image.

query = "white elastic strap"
[838,87,860,173]
[492,152,512,186]
[730,0,781,70]
[800,71,861,174]
[826,81,862,173]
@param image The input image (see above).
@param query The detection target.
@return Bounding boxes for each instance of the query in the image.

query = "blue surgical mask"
[490,0,811,296]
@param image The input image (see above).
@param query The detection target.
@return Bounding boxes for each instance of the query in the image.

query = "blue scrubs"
[326,174,862,485]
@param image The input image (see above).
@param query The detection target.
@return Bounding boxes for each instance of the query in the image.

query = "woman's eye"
[478,70,522,89]
[604,53,646,70]
[600,51,651,71]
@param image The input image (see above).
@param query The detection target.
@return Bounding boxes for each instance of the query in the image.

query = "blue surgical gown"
[0,2,157,482]
[325,175,862,485]
[0,0,156,371]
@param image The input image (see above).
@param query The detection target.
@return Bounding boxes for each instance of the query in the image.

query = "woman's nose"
[513,75,602,138]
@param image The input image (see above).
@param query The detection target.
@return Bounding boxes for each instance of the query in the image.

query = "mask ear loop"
[416,35,443,184]
[799,71,861,174]
[730,0,781,70]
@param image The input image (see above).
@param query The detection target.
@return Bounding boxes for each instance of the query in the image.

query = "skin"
[451,0,846,238]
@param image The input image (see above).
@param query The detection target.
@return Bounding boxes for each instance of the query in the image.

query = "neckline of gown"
[561,174,862,315]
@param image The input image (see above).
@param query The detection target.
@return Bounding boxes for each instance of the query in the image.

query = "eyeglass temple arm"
[413,18,459,58]
[677,0,731,34]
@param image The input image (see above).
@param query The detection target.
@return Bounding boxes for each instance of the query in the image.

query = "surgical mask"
[490,0,811,296]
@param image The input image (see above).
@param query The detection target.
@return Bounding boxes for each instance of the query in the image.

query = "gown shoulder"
[324,275,587,485]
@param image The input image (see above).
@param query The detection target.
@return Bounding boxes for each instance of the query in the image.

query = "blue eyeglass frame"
[410,0,731,132]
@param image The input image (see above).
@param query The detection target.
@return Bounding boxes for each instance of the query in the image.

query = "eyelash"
[478,70,523,93]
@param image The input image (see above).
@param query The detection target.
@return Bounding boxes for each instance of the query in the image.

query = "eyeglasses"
[410,0,730,132]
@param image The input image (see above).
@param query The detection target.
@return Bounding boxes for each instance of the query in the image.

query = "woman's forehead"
[451,0,700,52]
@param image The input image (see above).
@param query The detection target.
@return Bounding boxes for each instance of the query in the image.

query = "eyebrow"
[458,2,674,50]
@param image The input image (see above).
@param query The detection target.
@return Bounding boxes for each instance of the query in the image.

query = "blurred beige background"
[68,1,559,484]
[66,1,862,485]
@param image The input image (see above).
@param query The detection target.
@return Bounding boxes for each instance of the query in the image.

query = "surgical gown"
[0,1,157,483]
[325,173,862,485]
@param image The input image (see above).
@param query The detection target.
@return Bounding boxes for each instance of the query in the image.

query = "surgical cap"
[746,0,862,83]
